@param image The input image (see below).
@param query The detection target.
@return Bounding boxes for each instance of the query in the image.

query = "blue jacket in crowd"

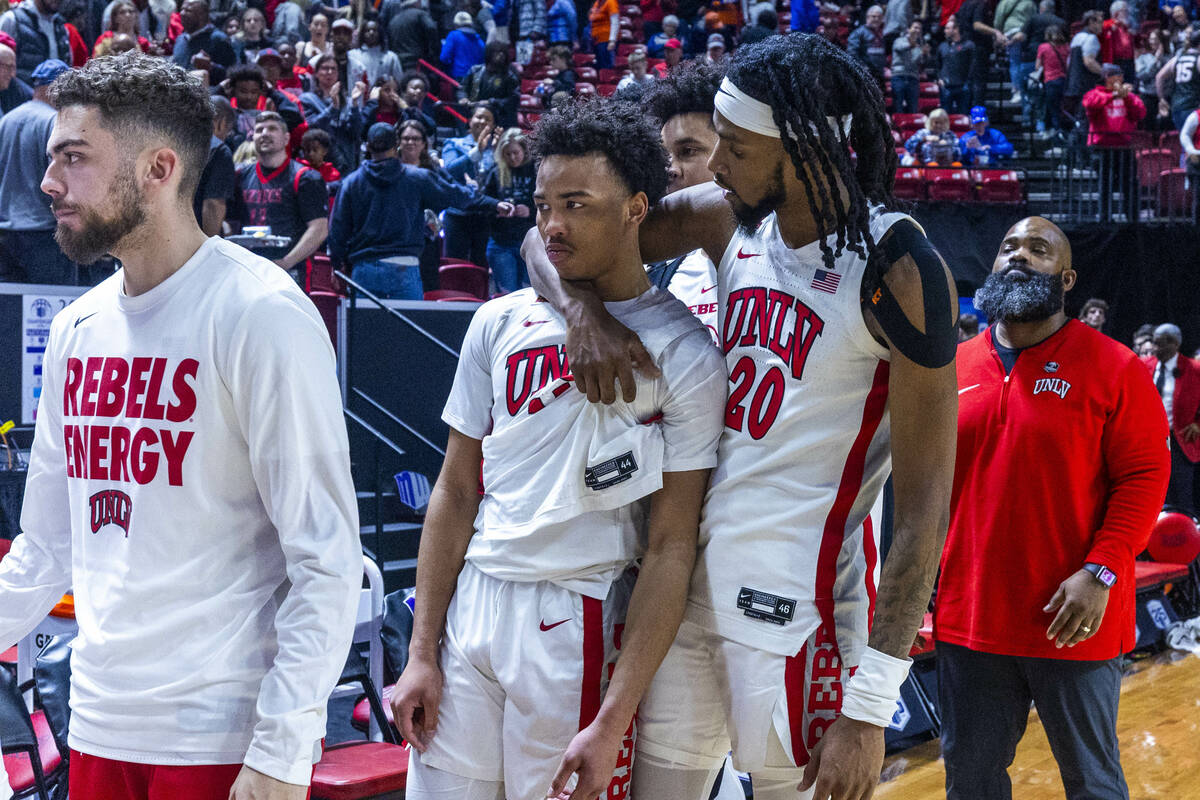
[958,127,1014,165]
[329,157,500,265]
[547,0,577,43]
[440,28,486,80]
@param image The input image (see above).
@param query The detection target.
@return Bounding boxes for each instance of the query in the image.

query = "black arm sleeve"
[862,218,958,369]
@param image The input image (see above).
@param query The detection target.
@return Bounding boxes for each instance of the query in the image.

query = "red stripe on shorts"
[783,643,811,767]
[862,514,879,630]
[579,595,604,730]
[814,360,890,635]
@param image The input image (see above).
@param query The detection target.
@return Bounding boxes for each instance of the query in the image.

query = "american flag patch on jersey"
[811,269,841,294]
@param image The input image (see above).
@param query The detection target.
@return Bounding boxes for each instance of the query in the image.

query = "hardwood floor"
[874,650,1200,799]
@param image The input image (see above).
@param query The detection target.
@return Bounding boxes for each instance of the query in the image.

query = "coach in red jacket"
[934,217,1170,800]
[1144,323,1200,515]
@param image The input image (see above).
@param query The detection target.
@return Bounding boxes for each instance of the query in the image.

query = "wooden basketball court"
[874,650,1200,799]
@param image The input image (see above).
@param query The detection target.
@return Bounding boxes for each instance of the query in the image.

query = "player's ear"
[626,191,649,227]
[1060,266,1077,292]
[143,146,181,193]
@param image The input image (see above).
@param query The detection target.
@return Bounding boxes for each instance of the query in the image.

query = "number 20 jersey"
[685,209,916,664]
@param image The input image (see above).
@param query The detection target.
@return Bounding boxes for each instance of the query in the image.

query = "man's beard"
[973,266,1064,324]
[724,163,786,235]
[54,173,147,265]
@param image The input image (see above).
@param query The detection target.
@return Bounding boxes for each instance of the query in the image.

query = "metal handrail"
[343,407,406,456]
[335,270,460,359]
[353,388,446,457]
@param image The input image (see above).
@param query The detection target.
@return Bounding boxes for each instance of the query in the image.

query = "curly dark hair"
[725,33,898,273]
[532,96,669,204]
[49,51,212,198]
[640,58,723,126]
[228,63,267,89]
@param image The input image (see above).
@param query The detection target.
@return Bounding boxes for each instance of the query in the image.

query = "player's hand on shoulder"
[227,765,307,800]
[565,299,660,405]
[798,715,884,800]
[546,718,625,800]
[389,656,443,752]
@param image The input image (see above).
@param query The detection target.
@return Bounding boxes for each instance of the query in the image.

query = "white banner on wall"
[22,293,76,424]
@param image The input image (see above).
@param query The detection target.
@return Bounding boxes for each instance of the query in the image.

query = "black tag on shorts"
[737,587,797,626]
[584,451,638,491]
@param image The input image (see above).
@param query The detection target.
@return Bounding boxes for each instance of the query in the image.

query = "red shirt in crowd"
[1101,19,1135,62]
[1082,85,1146,147]
[935,321,1170,661]
[1038,42,1069,83]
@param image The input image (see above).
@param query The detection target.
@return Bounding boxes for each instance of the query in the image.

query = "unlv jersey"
[442,287,725,599]
[686,209,916,663]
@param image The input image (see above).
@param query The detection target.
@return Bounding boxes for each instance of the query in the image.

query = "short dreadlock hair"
[532,96,670,205]
[724,33,898,273]
[50,52,213,199]
[640,58,723,126]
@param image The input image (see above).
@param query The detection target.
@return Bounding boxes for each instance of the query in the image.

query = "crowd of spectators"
[0,0,1198,292]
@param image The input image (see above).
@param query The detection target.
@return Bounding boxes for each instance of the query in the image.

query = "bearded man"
[932,216,1170,800]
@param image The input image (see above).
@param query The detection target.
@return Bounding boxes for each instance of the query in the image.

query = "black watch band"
[1083,562,1117,588]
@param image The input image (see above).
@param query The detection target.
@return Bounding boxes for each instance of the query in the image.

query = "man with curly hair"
[389,98,726,800]
[640,58,723,342]
[524,34,959,800]
[0,52,362,800]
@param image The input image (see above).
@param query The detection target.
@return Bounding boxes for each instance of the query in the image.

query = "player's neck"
[114,206,210,298]
[993,311,1069,350]
[775,174,850,250]
[589,251,653,302]
[258,150,289,170]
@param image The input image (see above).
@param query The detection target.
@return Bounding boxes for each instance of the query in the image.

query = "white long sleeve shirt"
[0,237,362,785]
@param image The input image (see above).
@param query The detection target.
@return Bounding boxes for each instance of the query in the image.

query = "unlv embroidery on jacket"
[1033,377,1072,399]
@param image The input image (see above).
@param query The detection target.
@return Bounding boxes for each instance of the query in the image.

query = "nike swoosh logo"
[736,248,762,259]
[958,384,981,395]
[700,285,717,294]
[523,320,549,327]
[74,312,97,329]
[539,618,570,631]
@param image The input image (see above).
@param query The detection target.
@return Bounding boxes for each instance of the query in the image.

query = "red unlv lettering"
[721,287,825,381]
[505,345,570,416]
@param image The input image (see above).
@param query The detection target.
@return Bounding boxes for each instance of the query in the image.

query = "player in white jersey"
[640,60,724,341]
[389,99,726,800]
[0,53,362,800]
[523,35,960,800]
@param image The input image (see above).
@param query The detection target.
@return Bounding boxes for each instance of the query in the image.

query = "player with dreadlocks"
[523,33,959,800]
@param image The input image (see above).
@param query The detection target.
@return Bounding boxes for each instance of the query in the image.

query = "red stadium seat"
[614,55,629,69]
[948,114,971,134]
[892,112,926,140]
[917,95,940,112]
[919,81,939,96]
[893,167,926,200]
[597,83,619,96]
[423,290,485,302]
[523,112,542,126]
[1136,148,1175,189]
[525,64,551,80]
[892,129,903,146]
[519,93,542,111]
[1159,130,1183,160]
[352,684,396,731]
[0,538,10,560]
[572,52,595,67]
[909,611,935,657]
[926,168,972,201]
[520,77,542,93]
[617,41,639,56]
[1157,168,1193,217]
[576,65,598,82]
[1148,512,1200,565]
[311,742,410,800]
[973,169,1023,204]
[438,262,489,299]
[2,710,62,795]
[621,4,641,15]
[575,82,597,95]
[1134,561,1190,590]
[597,67,621,83]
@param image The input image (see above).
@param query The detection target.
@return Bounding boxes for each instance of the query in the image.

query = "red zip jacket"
[1082,86,1146,147]
[934,320,1170,660]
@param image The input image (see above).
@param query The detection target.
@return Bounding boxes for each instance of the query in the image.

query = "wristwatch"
[1083,562,1117,588]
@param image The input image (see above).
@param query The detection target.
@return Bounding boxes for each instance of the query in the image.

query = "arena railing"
[1049,141,1196,225]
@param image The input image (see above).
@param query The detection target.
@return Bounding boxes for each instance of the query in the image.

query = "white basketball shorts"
[412,562,636,800]
[635,618,849,776]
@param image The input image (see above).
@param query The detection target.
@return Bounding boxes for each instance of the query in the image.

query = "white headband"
[714,76,853,141]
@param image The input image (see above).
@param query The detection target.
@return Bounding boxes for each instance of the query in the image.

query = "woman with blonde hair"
[903,107,962,165]
[481,127,535,293]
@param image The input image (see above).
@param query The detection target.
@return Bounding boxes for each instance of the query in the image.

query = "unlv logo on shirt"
[89,489,132,536]
[505,344,571,416]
